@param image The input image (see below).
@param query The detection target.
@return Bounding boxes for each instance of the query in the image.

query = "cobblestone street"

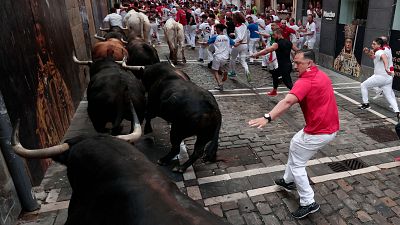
[17,43,400,225]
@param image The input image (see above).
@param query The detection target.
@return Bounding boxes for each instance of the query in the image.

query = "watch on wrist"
[263,113,272,122]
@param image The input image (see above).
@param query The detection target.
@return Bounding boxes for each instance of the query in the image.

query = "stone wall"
[0,151,21,225]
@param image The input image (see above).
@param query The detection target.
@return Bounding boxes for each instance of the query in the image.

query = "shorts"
[211,58,228,71]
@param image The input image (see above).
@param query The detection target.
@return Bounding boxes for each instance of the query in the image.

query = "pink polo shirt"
[289,66,339,135]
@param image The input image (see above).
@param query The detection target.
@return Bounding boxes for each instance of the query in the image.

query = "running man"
[249,50,339,219]
[252,28,298,96]
[359,38,400,120]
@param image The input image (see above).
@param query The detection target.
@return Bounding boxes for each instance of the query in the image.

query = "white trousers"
[185,25,196,47]
[199,44,214,60]
[150,23,160,43]
[229,44,249,73]
[361,74,399,112]
[248,38,260,63]
[283,129,336,206]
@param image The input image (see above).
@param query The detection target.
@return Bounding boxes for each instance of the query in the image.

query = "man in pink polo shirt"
[248,49,339,219]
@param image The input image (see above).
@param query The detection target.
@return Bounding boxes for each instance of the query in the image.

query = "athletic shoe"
[291,202,320,219]
[262,66,268,71]
[222,72,228,82]
[214,84,223,91]
[208,62,212,69]
[274,178,296,191]
[248,61,254,65]
[267,89,278,96]
[358,103,370,110]
[197,58,204,63]
[228,71,236,78]
[372,91,383,100]
[246,71,252,82]
[191,47,195,50]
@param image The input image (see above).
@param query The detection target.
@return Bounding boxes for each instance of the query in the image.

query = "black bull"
[141,63,222,173]
[87,58,145,134]
[126,36,160,78]
[15,135,230,225]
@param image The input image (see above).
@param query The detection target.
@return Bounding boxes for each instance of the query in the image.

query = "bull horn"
[116,102,142,143]
[11,119,70,158]
[73,54,93,65]
[94,34,106,41]
[120,38,128,44]
[122,27,129,30]
[99,27,110,31]
[121,61,145,71]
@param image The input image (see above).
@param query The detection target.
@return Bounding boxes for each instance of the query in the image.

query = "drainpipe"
[0,90,39,211]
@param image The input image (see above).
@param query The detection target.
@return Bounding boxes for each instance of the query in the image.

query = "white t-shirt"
[213,35,232,60]
[264,24,273,46]
[257,18,266,33]
[374,50,388,75]
[384,46,394,72]
[103,13,123,28]
[305,21,316,42]
[235,24,248,44]
[199,22,211,40]
[251,14,258,23]
[288,24,299,43]
[162,8,170,21]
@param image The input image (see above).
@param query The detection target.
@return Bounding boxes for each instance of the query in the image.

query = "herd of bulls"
[11,10,228,225]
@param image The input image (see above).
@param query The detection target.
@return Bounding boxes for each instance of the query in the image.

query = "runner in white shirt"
[149,14,160,44]
[288,18,299,46]
[359,37,399,119]
[103,8,123,28]
[372,36,396,100]
[198,14,212,62]
[229,12,251,82]
[203,24,234,91]
[302,15,316,49]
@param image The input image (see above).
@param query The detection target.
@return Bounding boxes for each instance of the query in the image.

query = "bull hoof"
[182,58,187,64]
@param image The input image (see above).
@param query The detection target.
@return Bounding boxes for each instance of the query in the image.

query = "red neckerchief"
[373,47,385,53]
[384,44,391,50]
[235,23,242,27]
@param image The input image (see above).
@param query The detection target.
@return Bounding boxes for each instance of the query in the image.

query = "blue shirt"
[247,23,259,39]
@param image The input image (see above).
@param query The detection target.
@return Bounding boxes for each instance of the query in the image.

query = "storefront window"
[393,0,400,30]
[339,0,368,26]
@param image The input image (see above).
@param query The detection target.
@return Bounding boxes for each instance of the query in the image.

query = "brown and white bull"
[91,38,128,61]
[124,10,151,44]
[163,18,186,65]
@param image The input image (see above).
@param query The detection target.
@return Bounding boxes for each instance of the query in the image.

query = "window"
[339,0,369,26]
[303,0,322,17]
[393,0,400,30]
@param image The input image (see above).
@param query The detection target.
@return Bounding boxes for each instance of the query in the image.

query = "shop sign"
[323,11,336,20]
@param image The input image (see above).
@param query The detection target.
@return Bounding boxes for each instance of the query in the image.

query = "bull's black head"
[89,57,121,78]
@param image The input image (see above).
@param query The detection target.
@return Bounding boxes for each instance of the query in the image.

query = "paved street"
[17,42,400,225]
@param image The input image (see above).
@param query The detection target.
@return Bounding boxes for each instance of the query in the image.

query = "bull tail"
[203,118,221,162]
[111,89,126,135]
